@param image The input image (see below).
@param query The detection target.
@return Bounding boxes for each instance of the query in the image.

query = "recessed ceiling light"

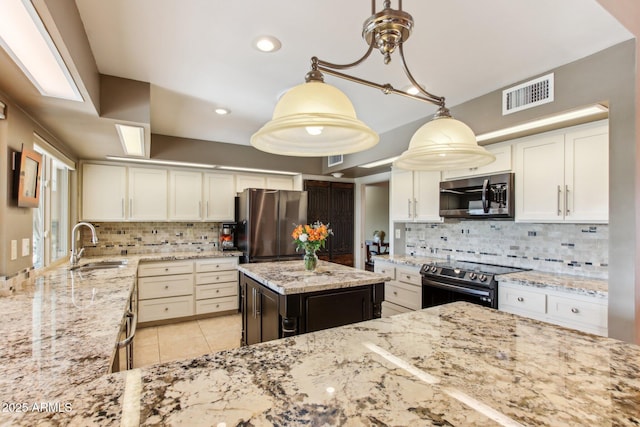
[115,124,145,156]
[253,35,281,53]
[215,108,230,115]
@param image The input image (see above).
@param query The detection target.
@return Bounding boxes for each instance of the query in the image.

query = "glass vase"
[303,250,318,272]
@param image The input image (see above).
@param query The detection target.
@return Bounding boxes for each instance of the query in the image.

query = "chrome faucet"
[70,222,98,266]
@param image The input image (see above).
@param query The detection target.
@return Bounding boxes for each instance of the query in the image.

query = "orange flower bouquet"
[291,221,333,271]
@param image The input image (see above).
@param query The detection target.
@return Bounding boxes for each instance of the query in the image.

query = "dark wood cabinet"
[242,275,279,346]
[240,272,384,345]
[304,180,354,266]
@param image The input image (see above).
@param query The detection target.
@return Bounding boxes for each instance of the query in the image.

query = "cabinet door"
[266,176,294,190]
[236,174,265,193]
[304,287,372,333]
[203,173,235,221]
[515,134,565,222]
[243,276,279,345]
[442,144,512,180]
[413,171,442,222]
[259,284,280,343]
[243,278,260,346]
[169,170,202,220]
[390,168,414,221]
[564,123,608,223]
[82,163,127,221]
[129,167,168,220]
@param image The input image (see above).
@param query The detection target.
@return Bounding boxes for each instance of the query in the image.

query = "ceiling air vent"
[327,154,343,167]
[502,73,554,115]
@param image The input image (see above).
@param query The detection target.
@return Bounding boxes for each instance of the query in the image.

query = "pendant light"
[251,0,495,170]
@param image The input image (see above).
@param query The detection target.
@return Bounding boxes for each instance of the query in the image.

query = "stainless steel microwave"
[439,172,515,219]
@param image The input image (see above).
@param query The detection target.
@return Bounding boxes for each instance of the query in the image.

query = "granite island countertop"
[7,302,640,426]
[237,259,390,295]
[0,250,240,412]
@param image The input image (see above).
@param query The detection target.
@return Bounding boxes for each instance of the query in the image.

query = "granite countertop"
[496,270,608,297]
[372,254,442,268]
[0,250,240,412]
[237,260,390,295]
[374,254,609,296]
[7,302,640,426]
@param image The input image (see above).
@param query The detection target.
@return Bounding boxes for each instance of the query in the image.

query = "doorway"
[362,181,389,270]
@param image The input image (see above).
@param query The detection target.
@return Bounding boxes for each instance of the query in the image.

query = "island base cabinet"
[242,275,279,346]
[303,287,373,333]
[241,273,384,345]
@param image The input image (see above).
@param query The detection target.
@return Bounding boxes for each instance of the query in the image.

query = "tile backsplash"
[80,222,224,257]
[404,221,608,279]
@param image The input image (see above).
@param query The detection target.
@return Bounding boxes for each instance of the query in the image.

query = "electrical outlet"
[10,240,17,260]
[21,238,30,257]
[395,228,401,239]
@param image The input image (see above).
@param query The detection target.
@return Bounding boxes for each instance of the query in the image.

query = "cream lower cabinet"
[498,281,607,336]
[195,257,239,315]
[138,257,239,324]
[138,260,195,323]
[375,260,422,316]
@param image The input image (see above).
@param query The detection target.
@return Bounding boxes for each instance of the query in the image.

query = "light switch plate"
[10,240,17,260]
[21,238,30,257]
[395,228,401,239]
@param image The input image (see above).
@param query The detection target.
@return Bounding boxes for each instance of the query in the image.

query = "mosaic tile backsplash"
[80,222,225,257]
[404,221,608,279]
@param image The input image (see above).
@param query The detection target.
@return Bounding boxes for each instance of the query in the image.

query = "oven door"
[422,277,496,309]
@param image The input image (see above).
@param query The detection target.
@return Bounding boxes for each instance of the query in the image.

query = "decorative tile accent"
[405,221,608,279]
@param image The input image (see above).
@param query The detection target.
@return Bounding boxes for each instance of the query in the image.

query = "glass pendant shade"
[394,116,496,171]
[251,80,379,156]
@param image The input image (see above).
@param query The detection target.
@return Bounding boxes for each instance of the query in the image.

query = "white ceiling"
[0,1,634,164]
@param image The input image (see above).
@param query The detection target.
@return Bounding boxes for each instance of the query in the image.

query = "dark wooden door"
[303,286,372,333]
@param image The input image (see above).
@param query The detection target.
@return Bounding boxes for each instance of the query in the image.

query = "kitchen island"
[6,301,639,426]
[237,260,389,345]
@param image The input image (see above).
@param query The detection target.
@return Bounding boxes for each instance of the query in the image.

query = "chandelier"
[250,0,495,170]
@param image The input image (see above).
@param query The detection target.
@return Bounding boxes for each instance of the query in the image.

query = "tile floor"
[133,313,242,368]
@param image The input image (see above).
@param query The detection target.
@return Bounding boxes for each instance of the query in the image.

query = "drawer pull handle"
[517,297,524,302]
[165,268,169,272]
[164,307,169,311]
[165,285,169,290]
[571,307,580,314]
[393,291,398,296]
[216,304,220,308]
[406,275,410,280]
[216,290,220,293]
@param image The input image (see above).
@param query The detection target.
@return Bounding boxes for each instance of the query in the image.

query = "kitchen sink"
[69,260,128,272]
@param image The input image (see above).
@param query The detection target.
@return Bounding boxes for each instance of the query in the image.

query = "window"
[33,139,72,269]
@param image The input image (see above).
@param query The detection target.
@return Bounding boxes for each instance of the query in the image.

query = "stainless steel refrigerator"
[236,188,308,263]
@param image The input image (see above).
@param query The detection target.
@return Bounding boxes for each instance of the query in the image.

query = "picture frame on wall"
[16,148,42,208]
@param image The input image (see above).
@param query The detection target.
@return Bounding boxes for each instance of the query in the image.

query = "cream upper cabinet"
[266,176,294,190]
[515,121,608,223]
[203,173,235,221]
[128,167,168,220]
[235,174,266,193]
[82,163,127,221]
[390,168,441,222]
[169,170,203,220]
[442,143,512,180]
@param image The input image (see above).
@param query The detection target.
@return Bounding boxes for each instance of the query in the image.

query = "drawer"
[195,295,238,315]
[196,270,238,285]
[195,257,238,272]
[381,301,411,317]
[139,295,194,322]
[138,274,193,300]
[138,260,193,277]
[196,282,238,300]
[499,285,546,315]
[396,267,421,286]
[385,280,421,311]
[547,294,607,330]
[374,263,395,280]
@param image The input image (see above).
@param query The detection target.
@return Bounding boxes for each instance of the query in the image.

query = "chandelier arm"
[398,43,446,107]
[316,65,443,107]
[314,39,376,71]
